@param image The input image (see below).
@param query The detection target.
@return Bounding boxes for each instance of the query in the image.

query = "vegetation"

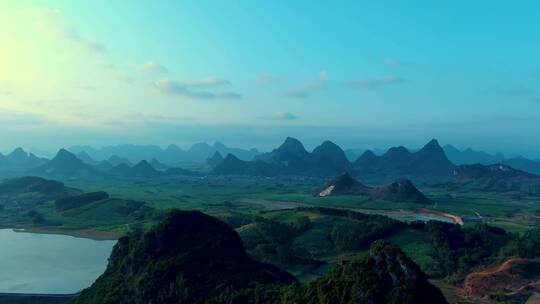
[73,210,296,304]
[72,210,448,304]
[281,240,447,304]
[414,221,512,277]
[516,227,540,258]
[55,191,110,211]
[1,168,540,302]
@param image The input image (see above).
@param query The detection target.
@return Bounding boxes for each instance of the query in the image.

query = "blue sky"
[0,1,539,156]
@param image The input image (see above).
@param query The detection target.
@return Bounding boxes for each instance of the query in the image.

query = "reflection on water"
[415,215,454,223]
[0,229,115,294]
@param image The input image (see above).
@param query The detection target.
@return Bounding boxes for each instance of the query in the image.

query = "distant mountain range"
[2,139,540,183]
[68,142,260,166]
[32,149,96,177]
[0,148,197,179]
[214,137,353,177]
[254,137,353,176]
[0,148,47,172]
[215,138,456,181]
[443,145,540,174]
[354,139,455,179]
[446,163,540,195]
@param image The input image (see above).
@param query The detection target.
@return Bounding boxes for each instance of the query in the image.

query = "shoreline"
[416,209,464,226]
[11,227,120,241]
[0,292,77,297]
[0,292,77,304]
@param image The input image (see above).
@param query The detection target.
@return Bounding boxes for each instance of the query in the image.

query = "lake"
[0,229,116,294]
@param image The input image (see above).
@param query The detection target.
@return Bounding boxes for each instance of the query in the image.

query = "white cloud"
[33,8,107,55]
[341,76,404,90]
[138,60,167,75]
[283,70,328,98]
[217,92,243,100]
[115,73,135,84]
[256,74,281,85]
[153,79,242,100]
[260,112,299,121]
[382,58,400,66]
[184,77,231,88]
[62,26,107,54]
[153,79,187,95]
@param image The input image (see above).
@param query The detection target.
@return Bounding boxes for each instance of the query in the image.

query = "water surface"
[0,229,115,294]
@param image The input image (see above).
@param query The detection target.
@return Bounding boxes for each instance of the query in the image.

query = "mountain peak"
[134,160,151,167]
[11,147,26,153]
[54,148,79,162]
[207,151,224,168]
[165,144,182,152]
[282,137,305,148]
[313,140,343,153]
[213,142,227,149]
[320,140,338,146]
[317,171,370,196]
[357,150,378,162]
[130,160,160,177]
[425,138,440,147]
[371,179,431,204]
[274,137,309,157]
[32,148,93,176]
[420,139,443,152]
[353,150,380,171]
[223,153,240,162]
[189,142,211,150]
[8,147,27,158]
[386,146,409,154]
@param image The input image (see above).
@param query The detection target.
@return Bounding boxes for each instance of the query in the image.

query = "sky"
[0,1,539,157]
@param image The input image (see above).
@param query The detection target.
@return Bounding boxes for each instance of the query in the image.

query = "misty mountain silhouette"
[214,154,279,176]
[443,145,540,175]
[107,155,132,167]
[0,147,47,172]
[33,149,96,177]
[443,145,504,165]
[354,139,455,177]
[206,151,224,168]
[216,137,455,179]
[501,156,540,175]
[76,151,99,166]
[252,137,351,176]
[450,163,540,195]
[255,137,311,170]
[109,160,161,178]
[69,142,259,166]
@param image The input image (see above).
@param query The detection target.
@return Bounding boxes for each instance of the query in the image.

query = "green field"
[2,174,539,303]
[2,174,537,236]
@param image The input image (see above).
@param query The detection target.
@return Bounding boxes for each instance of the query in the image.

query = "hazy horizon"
[1,1,539,157]
[1,134,536,160]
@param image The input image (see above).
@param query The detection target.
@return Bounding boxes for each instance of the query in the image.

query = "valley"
[1,138,540,303]
[4,2,540,302]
